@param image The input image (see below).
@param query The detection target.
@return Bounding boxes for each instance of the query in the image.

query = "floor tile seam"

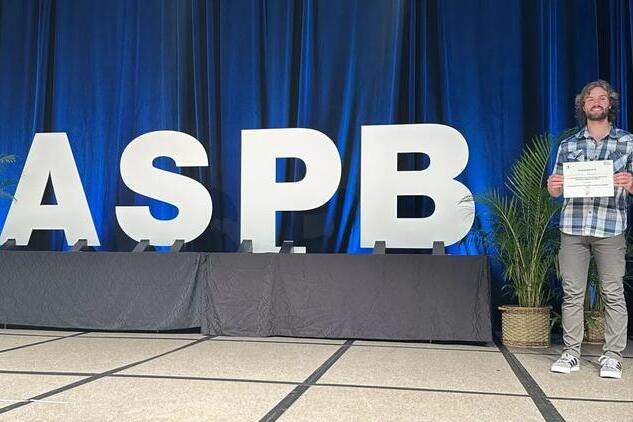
[498,342,565,422]
[0,371,302,387]
[259,339,354,422]
[0,370,304,385]
[313,382,530,398]
[0,331,87,354]
[0,340,500,360]
[115,375,527,398]
[0,371,533,399]
[77,335,206,341]
[0,370,95,377]
[210,339,347,347]
[303,340,355,385]
[548,396,633,404]
[350,344,501,353]
[1,326,83,334]
[0,334,65,338]
[0,399,71,405]
[210,339,500,353]
[0,336,213,414]
[112,373,302,386]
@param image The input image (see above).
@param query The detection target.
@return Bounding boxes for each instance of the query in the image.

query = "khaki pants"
[559,232,628,360]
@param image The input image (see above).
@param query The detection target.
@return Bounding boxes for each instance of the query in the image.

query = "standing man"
[548,80,633,379]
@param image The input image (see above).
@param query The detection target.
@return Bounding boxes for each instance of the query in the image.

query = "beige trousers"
[558,232,628,361]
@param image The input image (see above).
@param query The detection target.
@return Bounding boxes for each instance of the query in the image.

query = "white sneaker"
[551,353,580,374]
[598,355,622,379]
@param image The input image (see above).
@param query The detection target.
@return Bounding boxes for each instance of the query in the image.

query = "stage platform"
[0,328,632,420]
[0,251,491,342]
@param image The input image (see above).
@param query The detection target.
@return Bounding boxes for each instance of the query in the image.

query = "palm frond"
[0,154,16,164]
[0,154,17,200]
[470,133,561,307]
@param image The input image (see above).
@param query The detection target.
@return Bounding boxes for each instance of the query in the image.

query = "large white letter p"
[241,128,342,252]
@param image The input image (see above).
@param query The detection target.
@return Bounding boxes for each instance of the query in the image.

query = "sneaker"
[551,353,580,374]
[598,355,622,379]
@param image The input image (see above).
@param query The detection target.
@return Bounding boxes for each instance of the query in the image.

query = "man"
[547,80,633,379]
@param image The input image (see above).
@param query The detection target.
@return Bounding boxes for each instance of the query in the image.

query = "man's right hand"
[547,174,564,197]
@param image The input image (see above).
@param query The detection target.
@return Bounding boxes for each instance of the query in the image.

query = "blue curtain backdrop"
[1,0,632,255]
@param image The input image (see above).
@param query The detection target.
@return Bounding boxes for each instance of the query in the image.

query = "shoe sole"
[600,372,622,379]
[551,365,579,374]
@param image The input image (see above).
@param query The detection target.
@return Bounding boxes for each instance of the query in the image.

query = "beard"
[586,107,608,121]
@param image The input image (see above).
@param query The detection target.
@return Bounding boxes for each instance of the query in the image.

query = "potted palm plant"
[473,134,561,347]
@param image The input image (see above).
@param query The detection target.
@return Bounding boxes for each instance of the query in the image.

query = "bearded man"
[548,80,633,379]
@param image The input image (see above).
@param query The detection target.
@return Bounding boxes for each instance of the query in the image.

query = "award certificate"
[563,160,614,198]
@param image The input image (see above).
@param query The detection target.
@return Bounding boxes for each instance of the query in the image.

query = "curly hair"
[574,80,619,126]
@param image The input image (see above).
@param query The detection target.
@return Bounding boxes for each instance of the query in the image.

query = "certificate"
[563,160,614,198]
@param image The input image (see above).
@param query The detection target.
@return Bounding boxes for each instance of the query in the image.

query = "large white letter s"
[115,130,212,246]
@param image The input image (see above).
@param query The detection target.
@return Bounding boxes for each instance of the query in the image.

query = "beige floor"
[0,329,632,421]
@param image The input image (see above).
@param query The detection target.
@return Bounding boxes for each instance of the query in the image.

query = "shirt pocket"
[566,150,585,162]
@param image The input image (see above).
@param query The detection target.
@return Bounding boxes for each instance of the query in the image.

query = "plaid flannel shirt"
[553,126,633,237]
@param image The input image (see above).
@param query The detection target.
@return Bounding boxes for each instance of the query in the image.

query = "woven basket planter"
[499,306,551,348]
[583,310,605,344]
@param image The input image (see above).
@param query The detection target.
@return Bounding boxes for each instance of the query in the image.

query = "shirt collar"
[576,125,617,140]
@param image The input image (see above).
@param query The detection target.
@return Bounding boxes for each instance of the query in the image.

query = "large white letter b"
[361,124,474,248]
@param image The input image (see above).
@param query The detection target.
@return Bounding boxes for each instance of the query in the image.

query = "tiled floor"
[1,329,632,421]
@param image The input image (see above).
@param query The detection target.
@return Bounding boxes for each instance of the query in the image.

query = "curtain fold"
[0,0,632,254]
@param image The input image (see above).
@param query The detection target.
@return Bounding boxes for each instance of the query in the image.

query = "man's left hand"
[614,172,633,193]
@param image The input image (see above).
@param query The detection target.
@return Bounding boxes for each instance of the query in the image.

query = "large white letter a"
[0,133,100,246]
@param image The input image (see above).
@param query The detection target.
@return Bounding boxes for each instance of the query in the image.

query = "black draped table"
[1,251,491,342]
[0,251,206,330]
[202,254,491,342]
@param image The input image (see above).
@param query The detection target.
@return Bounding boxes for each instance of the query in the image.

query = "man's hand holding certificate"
[563,160,613,198]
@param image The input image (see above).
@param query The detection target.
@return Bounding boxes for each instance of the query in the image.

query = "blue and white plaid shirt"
[553,126,633,237]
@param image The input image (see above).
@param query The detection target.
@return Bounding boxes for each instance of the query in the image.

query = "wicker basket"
[583,310,605,344]
[499,306,551,348]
